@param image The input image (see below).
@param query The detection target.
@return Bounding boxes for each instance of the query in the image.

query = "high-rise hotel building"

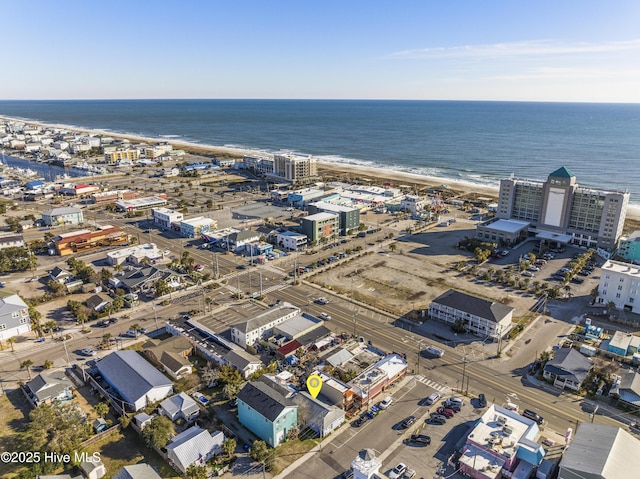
[477,167,629,250]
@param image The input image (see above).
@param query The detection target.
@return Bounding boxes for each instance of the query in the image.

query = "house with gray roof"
[237,381,298,447]
[159,392,200,422]
[113,464,162,479]
[0,294,31,342]
[41,206,83,226]
[230,302,300,348]
[543,347,592,391]
[293,391,345,437]
[108,265,181,294]
[166,426,224,474]
[25,371,74,407]
[428,289,514,339]
[96,350,173,411]
[143,336,193,379]
[558,423,640,479]
[609,370,640,408]
[224,348,263,378]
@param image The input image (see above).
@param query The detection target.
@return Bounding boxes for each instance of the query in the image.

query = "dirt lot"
[310,217,537,319]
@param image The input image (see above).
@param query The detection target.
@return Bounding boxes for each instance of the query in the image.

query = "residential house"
[0,294,31,342]
[41,206,84,226]
[543,348,592,391]
[96,350,173,411]
[109,265,182,295]
[276,231,307,251]
[428,289,514,340]
[293,391,345,437]
[143,336,193,379]
[106,243,163,266]
[0,233,25,249]
[85,294,112,312]
[558,423,640,479]
[606,330,640,357]
[223,349,263,378]
[49,266,72,284]
[237,381,298,447]
[159,392,200,422]
[609,371,640,409]
[228,230,261,253]
[615,231,640,263]
[458,404,545,479]
[113,464,162,479]
[24,371,74,407]
[166,426,224,474]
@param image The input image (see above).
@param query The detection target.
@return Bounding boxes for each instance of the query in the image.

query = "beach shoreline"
[2,114,640,224]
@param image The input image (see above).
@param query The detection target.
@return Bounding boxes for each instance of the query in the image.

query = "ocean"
[0,99,639,200]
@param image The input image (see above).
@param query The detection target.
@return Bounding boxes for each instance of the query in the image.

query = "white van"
[505,402,519,412]
[379,396,393,409]
[424,345,445,358]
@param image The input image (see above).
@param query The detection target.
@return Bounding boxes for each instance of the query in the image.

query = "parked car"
[79,348,96,357]
[436,407,455,418]
[405,434,431,447]
[429,414,447,425]
[477,393,487,408]
[522,408,545,424]
[353,412,369,427]
[389,463,408,479]
[402,469,417,479]
[400,416,416,428]
[378,396,393,410]
[443,400,461,412]
[194,264,204,272]
[425,392,441,405]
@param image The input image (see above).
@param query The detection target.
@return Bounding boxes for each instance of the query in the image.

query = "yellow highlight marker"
[306,374,323,399]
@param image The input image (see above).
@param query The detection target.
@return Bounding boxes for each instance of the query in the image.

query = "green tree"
[222,437,237,458]
[185,465,207,479]
[154,278,172,297]
[43,359,54,369]
[249,440,270,462]
[94,402,109,418]
[27,304,43,337]
[6,336,16,352]
[219,365,243,385]
[47,280,65,296]
[142,415,174,449]
[222,382,241,400]
[20,359,33,380]
[43,321,57,339]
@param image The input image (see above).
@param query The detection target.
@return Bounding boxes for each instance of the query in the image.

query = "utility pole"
[152,302,159,330]
[214,252,219,279]
[417,339,424,373]
[461,355,467,395]
[259,271,263,299]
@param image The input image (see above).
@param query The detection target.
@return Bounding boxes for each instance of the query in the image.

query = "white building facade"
[597,260,640,313]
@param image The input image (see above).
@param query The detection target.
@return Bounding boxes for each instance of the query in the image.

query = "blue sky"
[3,1,640,102]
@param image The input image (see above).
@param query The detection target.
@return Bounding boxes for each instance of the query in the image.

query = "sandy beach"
[3,114,640,225]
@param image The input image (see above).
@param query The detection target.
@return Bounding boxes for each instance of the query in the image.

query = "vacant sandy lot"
[310,217,537,318]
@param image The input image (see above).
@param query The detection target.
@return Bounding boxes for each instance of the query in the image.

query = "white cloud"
[486,66,640,81]
[391,39,640,60]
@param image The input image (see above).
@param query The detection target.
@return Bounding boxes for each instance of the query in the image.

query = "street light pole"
[461,355,467,395]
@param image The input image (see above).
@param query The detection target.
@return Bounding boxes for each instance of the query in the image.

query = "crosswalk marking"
[415,375,450,393]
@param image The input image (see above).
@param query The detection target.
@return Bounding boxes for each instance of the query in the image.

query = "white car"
[80,348,96,357]
[320,312,331,320]
[315,297,329,305]
[163,250,171,256]
[389,463,408,479]
[379,396,393,409]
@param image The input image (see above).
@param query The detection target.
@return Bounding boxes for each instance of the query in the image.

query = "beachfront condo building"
[477,167,629,250]
[596,260,640,313]
[274,154,318,182]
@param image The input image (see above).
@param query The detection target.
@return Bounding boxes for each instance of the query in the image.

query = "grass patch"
[91,428,180,479]
[0,391,31,478]
[271,438,317,475]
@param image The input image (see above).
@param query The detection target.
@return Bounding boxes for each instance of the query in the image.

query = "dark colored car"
[406,434,431,447]
[430,414,447,425]
[353,413,369,427]
[443,400,461,412]
[436,407,455,418]
[400,415,417,428]
[522,409,545,424]
[478,393,487,408]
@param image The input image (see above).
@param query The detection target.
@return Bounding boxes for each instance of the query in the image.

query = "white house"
[276,231,308,251]
[159,392,200,422]
[166,426,224,474]
[0,294,30,342]
[230,303,301,348]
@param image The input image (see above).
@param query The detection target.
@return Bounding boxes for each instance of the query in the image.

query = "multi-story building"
[307,201,360,235]
[242,154,275,175]
[276,231,308,251]
[41,206,84,226]
[0,294,30,341]
[287,188,327,207]
[458,404,545,479]
[428,289,513,339]
[347,354,407,410]
[274,154,317,182]
[104,148,139,164]
[230,303,301,348]
[152,207,183,229]
[597,260,640,312]
[90,190,140,205]
[179,217,217,238]
[478,167,629,250]
[300,212,339,243]
[616,231,640,263]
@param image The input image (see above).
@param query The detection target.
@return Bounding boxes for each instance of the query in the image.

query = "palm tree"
[20,359,33,380]
[43,320,57,339]
[43,359,53,369]
[6,337,16,352]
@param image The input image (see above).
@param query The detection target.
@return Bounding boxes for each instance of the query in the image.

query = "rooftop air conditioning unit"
[503,425,513,435]
[498,416,507,425]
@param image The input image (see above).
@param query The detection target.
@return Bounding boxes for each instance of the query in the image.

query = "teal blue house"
[237,381,298,447]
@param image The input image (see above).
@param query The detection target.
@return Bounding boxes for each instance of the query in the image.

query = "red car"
[436,407,455,418]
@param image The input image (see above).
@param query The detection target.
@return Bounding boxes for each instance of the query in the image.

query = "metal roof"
[431,289,514,323]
